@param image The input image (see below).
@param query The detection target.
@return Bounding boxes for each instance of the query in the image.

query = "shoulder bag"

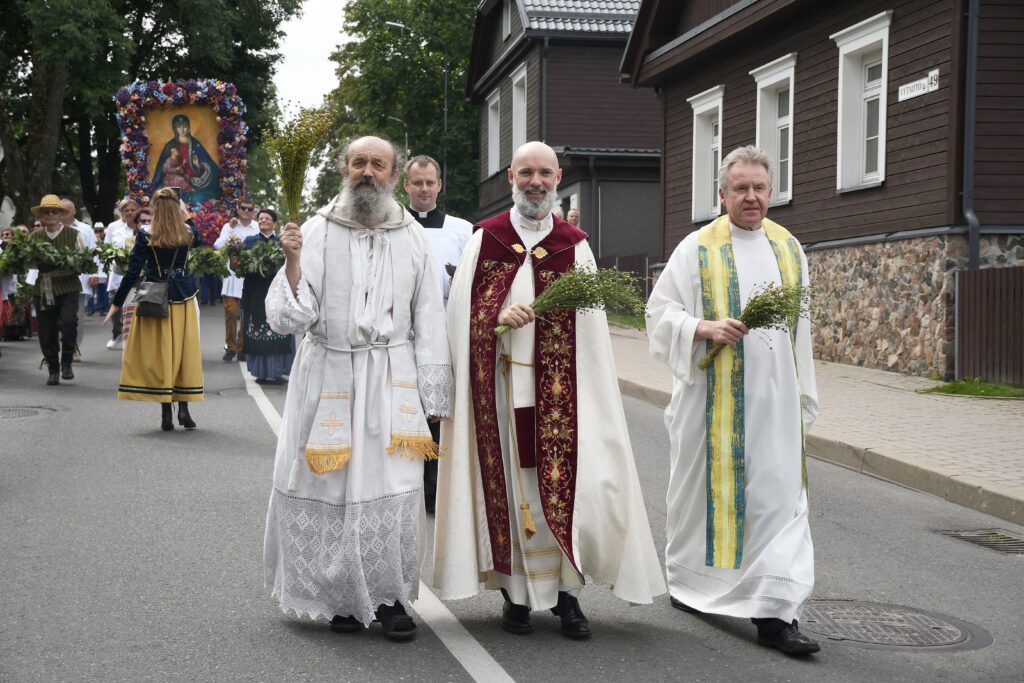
[135,246,180,318]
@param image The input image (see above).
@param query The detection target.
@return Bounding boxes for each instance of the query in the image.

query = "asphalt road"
[1,306,1022,682]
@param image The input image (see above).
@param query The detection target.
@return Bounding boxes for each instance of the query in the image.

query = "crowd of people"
[0,137,820,658]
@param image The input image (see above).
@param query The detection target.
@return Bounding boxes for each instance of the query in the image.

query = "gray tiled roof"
[521,0,641,34]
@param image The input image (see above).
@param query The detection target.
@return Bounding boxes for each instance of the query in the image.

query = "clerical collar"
[511,207,552,232]
[729,221,762,233]
[408,205,445,229]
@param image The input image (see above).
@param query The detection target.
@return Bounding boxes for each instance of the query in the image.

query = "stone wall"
[807,234,1024,378]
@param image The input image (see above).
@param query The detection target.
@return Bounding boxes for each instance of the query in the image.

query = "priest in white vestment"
[647,146,821,655]
[263,136,452,642]
[435,141,665,640]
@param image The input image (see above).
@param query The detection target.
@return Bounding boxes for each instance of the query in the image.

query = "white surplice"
[647,222,819,622]
[262,196,453,626]
[434,209,666,609]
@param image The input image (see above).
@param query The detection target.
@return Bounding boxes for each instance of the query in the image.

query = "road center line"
[240,364,515,683]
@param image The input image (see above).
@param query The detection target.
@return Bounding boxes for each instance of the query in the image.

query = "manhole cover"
[0,406,58,419]
[802,600,990,651]
[940,528,1024,554]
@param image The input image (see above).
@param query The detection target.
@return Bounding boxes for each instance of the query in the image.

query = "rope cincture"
[501,354,538,538]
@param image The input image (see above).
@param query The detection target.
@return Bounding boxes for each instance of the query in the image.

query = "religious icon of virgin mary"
[151,114,221,203]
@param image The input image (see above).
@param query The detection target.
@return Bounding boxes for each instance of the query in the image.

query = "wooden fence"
[956,266,1024,384]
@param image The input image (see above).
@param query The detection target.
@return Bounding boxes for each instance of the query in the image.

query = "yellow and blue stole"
[697,214,805,569]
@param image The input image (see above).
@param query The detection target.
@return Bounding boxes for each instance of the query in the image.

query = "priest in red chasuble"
[433,141,665,639]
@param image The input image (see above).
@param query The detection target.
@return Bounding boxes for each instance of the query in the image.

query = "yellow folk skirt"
[117,297,204,403]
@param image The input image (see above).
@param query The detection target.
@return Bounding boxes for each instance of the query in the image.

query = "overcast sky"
[273,0,349,112]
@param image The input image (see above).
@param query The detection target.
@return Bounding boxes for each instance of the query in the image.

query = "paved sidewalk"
[610,324,1024,526]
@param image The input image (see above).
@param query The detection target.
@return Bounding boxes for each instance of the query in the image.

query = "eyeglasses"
[239,205,255,211]
[41,208,63,215]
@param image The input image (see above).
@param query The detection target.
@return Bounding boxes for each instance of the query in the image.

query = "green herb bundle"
[95,242,130,274]
[0,232,96,275]
[265,106,335,222]
[696,282,810,370]
[187,247,229,278]
[234,239,285,278]
[494,265,646,336]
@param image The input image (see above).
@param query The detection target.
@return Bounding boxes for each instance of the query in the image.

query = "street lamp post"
[385,21,448,207]
[387,116,410,159]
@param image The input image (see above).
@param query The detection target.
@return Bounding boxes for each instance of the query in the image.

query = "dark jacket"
[112,221,200,307]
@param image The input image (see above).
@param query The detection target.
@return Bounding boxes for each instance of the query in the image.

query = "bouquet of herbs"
[696,282,811,370]
[494,264,646,336]
[95,242,130,275]
[187,247,229,278]
[0,232,96,275]
[234,239,285,278]
[265,105,335,222]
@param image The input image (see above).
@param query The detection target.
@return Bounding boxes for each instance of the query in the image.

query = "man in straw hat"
[30,194,88,385]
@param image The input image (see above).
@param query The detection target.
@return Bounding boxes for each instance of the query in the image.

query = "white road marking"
[240,364,516,683]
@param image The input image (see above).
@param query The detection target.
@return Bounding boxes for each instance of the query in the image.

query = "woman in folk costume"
[647,146,820,655]
[104,188,203,432]
[434,141,665,640]
[262,136,452,641]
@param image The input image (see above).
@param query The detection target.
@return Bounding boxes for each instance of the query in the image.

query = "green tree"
[0,0,302,224]
[311,0,478,216]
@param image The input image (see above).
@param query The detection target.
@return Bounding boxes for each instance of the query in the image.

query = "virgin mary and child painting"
[151,113,221,203]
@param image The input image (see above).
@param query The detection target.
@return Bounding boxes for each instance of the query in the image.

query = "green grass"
[606,311,646,330]
[921,378,1024,398]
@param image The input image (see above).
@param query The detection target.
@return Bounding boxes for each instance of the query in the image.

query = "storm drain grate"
[940,528,1024,554]
[801,600,990,651]
[0,406,44,419]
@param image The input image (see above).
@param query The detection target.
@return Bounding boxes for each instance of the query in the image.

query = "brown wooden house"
[466,0,664,270]
[622,0,1024,381]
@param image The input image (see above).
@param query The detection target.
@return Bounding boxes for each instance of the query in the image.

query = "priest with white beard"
[263,136,452,642]
[434,141,665,640]
[647,146,820,656]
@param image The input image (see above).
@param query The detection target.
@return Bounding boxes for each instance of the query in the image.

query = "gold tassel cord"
[305,446,352,475]
[520,502,537,537]
[502,355,537,539]
[386,434,440,461]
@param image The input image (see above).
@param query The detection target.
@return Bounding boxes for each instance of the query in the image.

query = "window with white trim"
[750,53,797,203]
[502,0,512,39]
[831,11,892,191]
[687,85,725,222]
[487,89,501,176]
[511,63,527,152]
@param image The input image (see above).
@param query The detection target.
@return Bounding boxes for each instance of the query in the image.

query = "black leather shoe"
[61,363,74,380]
[670,596,702,614]
[161,404,174,432]
[47,367,60,385]
[177,402,196,430]
[222,350,235,362]
[500,589,533,635]
[550,591,591,640]
[375,602,416,641]
[754,618,820,655]
[329,615,362,634]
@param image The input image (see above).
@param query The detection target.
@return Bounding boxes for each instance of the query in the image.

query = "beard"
[512,185,559,220]
[340,175,396,225]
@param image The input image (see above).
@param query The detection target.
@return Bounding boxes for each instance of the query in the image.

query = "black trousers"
[423,419,441,504]
[37,291,79,367]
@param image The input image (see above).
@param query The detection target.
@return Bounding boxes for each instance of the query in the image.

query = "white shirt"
[214,220,260,297]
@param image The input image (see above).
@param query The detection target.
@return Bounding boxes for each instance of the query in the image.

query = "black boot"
[161,403,174,431]
[550,591,591,639]
[47,363,60,386]
[61,361,74,380]
[375,602,416,641]
[329,615,362,634]
[753,618,820,655]
[500,588,533,635]
[177,402,196,430]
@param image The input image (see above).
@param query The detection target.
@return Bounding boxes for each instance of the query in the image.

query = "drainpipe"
[588,155,599,256]
[964,0,981,268]
[541,38,549,141]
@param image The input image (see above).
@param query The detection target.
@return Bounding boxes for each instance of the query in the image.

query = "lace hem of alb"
[265,487,421,626]
[418,363,454,417]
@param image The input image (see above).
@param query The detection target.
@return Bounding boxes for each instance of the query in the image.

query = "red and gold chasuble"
[468,212,588,576]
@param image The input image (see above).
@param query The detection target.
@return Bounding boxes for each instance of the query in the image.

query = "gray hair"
[718,145,773,191]
[404,155,441,179]
[337,136,405,176]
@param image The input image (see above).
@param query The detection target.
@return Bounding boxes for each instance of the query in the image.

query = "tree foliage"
[311,0,478,217]
[0,0,301,225]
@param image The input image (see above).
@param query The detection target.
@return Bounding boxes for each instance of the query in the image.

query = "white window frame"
[511,63,527,153]
[687,85,725,222]
[502,0,512,39]
[486,89,501,176]
[831,11,892,191]
[750,53,797,204]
